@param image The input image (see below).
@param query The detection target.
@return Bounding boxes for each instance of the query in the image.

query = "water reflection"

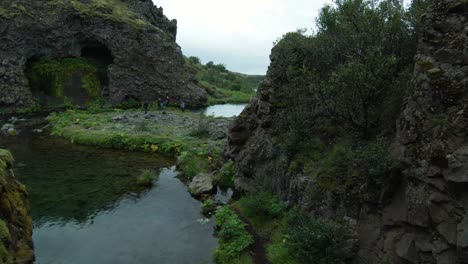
[0,134,218,263]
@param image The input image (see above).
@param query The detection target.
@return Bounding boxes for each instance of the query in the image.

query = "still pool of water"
[0,134,218,264]
[203,104,247,118]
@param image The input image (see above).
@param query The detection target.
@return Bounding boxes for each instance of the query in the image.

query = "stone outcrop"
[0,149,34,263]
[0,0,207,108]
[227,0,468,263]
[387,1,468,262]
[188,173,214,196]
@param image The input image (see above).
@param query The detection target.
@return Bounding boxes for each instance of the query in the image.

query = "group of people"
[141,95,186,114]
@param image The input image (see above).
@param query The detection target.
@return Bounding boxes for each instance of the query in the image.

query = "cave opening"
[25,42,114,107]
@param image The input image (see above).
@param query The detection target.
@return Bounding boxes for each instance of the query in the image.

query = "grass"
[136,169,157,187]
[184,57,260,105]
[47,108,226,178]
[46,0,163,32]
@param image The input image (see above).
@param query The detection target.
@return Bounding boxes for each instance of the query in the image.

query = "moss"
[26,57,101,102]
[0,220,11,243]
[416,60,435,71]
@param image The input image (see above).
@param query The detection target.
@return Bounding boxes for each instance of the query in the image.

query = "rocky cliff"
[0,0,206,108]
[0,149,34,263]
[227,0,468,263]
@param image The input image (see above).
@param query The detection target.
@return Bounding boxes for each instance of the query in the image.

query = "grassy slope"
[185,58,264,105]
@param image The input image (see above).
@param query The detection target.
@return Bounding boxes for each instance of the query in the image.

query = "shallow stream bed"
[0,133,218,264]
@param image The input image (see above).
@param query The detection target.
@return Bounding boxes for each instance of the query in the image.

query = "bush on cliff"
[284,210,348,264]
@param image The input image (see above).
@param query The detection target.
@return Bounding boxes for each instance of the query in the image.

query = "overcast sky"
[154,0,333,75]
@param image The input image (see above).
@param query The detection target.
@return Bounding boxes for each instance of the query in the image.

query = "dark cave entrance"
[25,42,114,107]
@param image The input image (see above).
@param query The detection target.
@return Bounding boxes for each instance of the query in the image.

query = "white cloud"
[154,0,333,74]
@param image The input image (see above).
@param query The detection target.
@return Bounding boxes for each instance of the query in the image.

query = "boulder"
[189,173,214,196]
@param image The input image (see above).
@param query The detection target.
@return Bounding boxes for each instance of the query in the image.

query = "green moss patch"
[26,57,101,104]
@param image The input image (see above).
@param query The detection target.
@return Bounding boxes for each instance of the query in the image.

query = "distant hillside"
[184,56,264,105]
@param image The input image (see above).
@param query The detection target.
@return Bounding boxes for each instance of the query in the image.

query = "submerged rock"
[189,173,214,196]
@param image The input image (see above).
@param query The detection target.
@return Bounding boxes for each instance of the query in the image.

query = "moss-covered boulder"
[0,149,34,263]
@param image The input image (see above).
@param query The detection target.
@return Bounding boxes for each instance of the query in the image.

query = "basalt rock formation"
[0,0,207,108]
[227,1,468,263]
[0,149,34,263]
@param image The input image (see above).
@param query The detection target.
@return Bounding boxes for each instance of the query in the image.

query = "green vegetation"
[284,210,347,264]
[232,191,348,264]
[26,57,102,106]
[47,108,225,178]
[185,57,263,105]
[201,198,217,215]
[136,170,157,187]
[0,3,31,19]
[214,207,253,264]
[46,0,160,32]
[214,160,236,188]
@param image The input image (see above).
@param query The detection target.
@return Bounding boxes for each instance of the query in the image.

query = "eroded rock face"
[0,0,206,107]
[0,149,34,263]
[387,1,468,262]
[227,0,468,263]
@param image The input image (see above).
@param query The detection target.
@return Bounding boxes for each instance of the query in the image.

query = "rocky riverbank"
[0,149,34,263]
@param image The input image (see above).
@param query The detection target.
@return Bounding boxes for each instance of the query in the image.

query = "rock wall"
[0,0,206,107]
[0,149,34,263]
[227,0,468,263]
[388,1,468,262]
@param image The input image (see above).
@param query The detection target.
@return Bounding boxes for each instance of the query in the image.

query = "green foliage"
[214,160,235,188]
[87,98,113,113]
[119,97,140,109]
[0,219,11,243]
[188,56,201,65]
[267,229,301,264]
[185,57,262,104]
[201,198,216,215]
[136,169,157,187]
[177,151,211,179]
[284,210,347,264]
[315,138,393,202]
[214,207,253,264]
[26,57,101,104]
[241,192,284,221]
[272,0,433,140]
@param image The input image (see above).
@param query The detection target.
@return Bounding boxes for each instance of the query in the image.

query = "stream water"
[0,133,218,264]
[203,104,247,118]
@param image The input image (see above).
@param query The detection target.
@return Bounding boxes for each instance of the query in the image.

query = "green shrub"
[215,160,235,188]
[119,97,140,109]
[136,170,157,187]
[88,98,112,113]
[201,198,217,215]
[284,210,348,264]
[242,192,283,220]
[214,207,253,264]
[177,151,210,179]
[189,114,210,138]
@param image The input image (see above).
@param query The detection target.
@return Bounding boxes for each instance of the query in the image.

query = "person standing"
[143,100,150,114]
[180,100,186,112]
